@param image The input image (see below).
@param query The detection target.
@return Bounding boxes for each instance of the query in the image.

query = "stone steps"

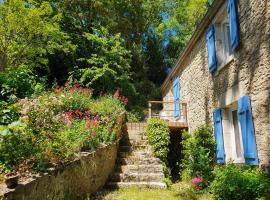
[119,145,150,152]
[118,151,153,158]
[109,172,164,182]
[106,122,166,189]
[107,181,166,189]
[115,164,163,173]
[116,157,162,165]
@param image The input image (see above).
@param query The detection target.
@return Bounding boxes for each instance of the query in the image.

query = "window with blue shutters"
[173,77,180,119]
[238,96,259,165]
[206,25,217,73]
[227,0,239,50]
[207,1,238,73]
[213,108,225,164]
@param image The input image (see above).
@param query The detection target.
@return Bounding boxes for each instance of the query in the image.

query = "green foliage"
[126,107,145,122]
[68,26,134,97]
[181,126,215,188]
[0,0,74,70]
[0,120,35,169]
[209,164,270,200]
[145,118,170,163]
[0,85,125,173]
[0,67,47,101]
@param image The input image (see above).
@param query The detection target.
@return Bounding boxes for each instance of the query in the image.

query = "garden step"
[124,130,145,135]
[126,123,147,131]
[122,134,148,141]
[118,151,153,158]
[120,139,148,147]
[106,181,166,189]
[116,157,162,165]
[119,145,151,152]
[109,172,164,182]
[115,164,163,173]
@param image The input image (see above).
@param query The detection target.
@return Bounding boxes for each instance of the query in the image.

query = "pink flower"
[21,106,29,115]
[85,110,92,115]
[114,89,120,98]
[94,115,100,121]
[191,177,203,190]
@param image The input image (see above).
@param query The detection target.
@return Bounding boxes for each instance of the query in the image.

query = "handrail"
[148,100,188,122]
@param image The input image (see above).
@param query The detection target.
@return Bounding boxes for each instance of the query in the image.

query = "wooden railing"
[148,101,188,123]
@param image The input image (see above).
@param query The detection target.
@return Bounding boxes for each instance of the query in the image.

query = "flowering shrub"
[0,84,125,173]
[191,177,203,190]
[181,126,215,188]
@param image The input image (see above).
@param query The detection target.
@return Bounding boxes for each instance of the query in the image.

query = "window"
[229,107,245,163]
[214,8,234,69]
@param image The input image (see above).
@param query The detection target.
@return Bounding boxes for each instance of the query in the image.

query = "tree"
[68,26,135,98]
[0,0,74,71]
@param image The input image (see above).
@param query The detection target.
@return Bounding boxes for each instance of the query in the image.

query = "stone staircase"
[106,123,167,188]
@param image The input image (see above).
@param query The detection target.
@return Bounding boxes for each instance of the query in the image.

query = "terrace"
[148,100,188,130]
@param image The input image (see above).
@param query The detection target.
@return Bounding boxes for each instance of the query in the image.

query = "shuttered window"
[206,26,217,73]
[238,96,259,165]
[213,108,225,164]
[227,0,239,50]
[173,77,180,118]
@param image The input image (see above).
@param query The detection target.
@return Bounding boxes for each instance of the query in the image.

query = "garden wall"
[0,113,126,200]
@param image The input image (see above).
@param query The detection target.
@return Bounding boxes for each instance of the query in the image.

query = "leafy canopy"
[0,0,74,70]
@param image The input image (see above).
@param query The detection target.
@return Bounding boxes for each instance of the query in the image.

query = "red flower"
[114,89,120,98]
[75,110,83,116]
[85,110,92,115]
[66,110,74,121]
[74,83,80,88]
[92,131,97,138]
[94,115,100,121]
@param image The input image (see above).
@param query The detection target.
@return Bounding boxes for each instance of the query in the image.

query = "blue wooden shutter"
[227,0,239,50]
[213,108,225,164]
[206,26,217,73]
[238,96,259,165]
[173,77,180,118]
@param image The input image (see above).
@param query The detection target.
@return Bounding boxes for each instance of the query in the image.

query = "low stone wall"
[0,113,126,200]
[1,143,118,200]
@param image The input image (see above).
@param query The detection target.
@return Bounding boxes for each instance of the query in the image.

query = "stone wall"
[1,144,118,200]
[162,0,270,165]
[0,113,126,200]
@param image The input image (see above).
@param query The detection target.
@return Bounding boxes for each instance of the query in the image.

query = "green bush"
[126,106,145,122]
[181,126,215,188]
[0,67,46,102]
[0,84,125,173]
[209,164,270,200]
[145,118,170,163]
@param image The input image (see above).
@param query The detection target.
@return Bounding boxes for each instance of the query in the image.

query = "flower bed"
[0,84,126,181]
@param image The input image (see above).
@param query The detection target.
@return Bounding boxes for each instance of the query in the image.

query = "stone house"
[160,0,269,167]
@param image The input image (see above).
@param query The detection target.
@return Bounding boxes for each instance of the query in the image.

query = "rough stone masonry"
[161,0,270,166]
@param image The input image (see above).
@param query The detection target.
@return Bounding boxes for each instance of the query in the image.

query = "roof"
[161,0,226,94]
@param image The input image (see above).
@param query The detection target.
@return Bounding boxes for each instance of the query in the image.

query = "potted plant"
[5,172,20,189]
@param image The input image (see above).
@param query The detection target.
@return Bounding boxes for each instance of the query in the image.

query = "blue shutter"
[206,26,217,73]
[238,96,259,165]
[227,0,239,50]
[173,77,180,118]
[213,108,225,164]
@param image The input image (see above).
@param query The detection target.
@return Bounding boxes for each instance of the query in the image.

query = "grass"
[90,182,211,200]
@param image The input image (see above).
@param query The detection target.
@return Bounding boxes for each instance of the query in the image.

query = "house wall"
[162,0,270,165]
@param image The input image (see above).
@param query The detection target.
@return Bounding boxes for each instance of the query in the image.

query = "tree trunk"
[0,52,7,71]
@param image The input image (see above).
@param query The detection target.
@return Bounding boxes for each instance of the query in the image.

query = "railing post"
[183,103,187,122]
[148,102,152,119]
